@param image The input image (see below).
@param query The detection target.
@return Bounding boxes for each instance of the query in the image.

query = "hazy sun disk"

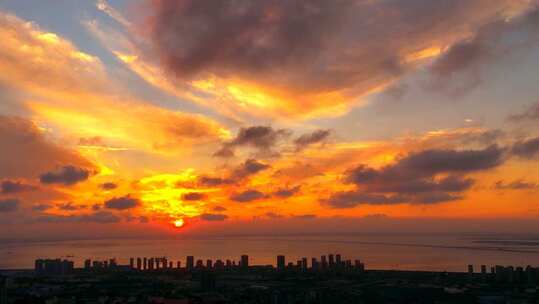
[173,219,185,228]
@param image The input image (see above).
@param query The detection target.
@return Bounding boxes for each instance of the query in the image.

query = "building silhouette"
[186,256,194,271]
[35,259,74,275]
[277,255,285,271]
[241,255,249,269]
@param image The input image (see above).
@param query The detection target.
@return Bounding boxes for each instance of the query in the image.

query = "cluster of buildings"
[9,258,539,304]
[468,264,539,284]
[276,253,365,272]
[34,253,365,274]
[34,259,74,275]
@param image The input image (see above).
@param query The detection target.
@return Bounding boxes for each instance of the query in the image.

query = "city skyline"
[2,0,539,241]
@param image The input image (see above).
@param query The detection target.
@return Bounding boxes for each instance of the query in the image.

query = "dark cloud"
[294,129,331,151]
[512,137,539,159]
[213,146,235,158]
[145,0,528,116]
[56,202,87,211]
[415,192,462,204]
[215,126,290,157]
[182,192,207,201]
[273,185,301,198]
[200,213,228,221]
[0,116,94,179]
[509,102,539,121]
[36,211,121,224]
[292,214,317,219]
[99,182,118,190]
[104,196,140,210]
[460,129,505,146]
[325,145,505,208]
[198,176,234,187]
[365,176,474,194]
[0,198,20,213]
[324,192,406,209]
[212,205,227,212]
[230,190,266,202]
[1,180,35,194]
[495,180,539,190]
[380,145,504,179]
[232,158,270,179]
[32,204,51,212]
[431,39,487,76]
[428,7,539,94]
[40,165,91,186]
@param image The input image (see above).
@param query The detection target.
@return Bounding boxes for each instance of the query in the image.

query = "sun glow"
[173,219,185,228]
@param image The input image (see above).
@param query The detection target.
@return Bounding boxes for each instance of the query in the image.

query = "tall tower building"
[84,259,91,270]
[241,255,249,269]
[328,254,335,268]
[186,256,194,271]
[143,257,147,270]
[277,255,285,271]
[130,258,134,269]
[321,255,328,269]
[301,258,308,271]
[311,258,319,271]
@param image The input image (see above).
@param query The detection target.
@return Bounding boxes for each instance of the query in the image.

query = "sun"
[173,218,185,228]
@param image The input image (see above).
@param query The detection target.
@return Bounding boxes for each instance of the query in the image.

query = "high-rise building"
[143,257,147,270]
[495,265,505,282]
[84,259,91,270]
[468,264,474,274]
[301,258,308,271]
[481,265,487,274]
[34,259,44,274]
[35,259,73,275]
[321,255,327,269]
[130,258,134,269]
[196,259,204,269]
[507,266,515,283]
[277,255,285,271]
[137,258,142,270]
[176,261,181,269]
[328,254,335,268]
[336,254,342,266]
[215,260,224,270]
[241,255,249,269]
[311,258,319,271]
[206,259,213,269]
[186,256,194,271]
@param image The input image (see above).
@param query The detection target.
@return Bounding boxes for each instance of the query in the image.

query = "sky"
[2,0,539,240]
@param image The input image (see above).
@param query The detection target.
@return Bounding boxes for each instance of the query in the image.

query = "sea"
[1,234,539,272]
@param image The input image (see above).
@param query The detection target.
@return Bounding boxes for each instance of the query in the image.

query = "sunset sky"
[2,0,539,240]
